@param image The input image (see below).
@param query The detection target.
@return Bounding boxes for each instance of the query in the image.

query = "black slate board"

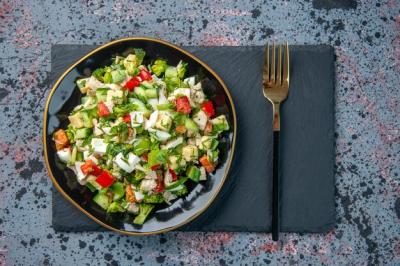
[51,44,335,233]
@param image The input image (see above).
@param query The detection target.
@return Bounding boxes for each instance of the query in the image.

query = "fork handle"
[272,131,280,241]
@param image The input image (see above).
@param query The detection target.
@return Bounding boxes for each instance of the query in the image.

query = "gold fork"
[262,43,290,241]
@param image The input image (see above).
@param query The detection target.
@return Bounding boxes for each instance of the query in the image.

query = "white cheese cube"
[74,162,86,182]
[130,111,144,128]
[91,138,108,155]
[145,110,158,129]
[57,148,71,163]
[161,137,183,150]
[193,110,208,130]
[114,152,140,173]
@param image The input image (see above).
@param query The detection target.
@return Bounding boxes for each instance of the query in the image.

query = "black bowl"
[43,37,237,235]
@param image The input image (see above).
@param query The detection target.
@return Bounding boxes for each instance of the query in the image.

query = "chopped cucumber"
[93,193,111,210]
[110,182,125,201]
[107,202,125,213]
[145,88,158,99]
[187,165,200,182]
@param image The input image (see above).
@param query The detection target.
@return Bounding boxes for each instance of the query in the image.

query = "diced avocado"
[93,193,111,210]
[199,136,218,150]
[110,182,125,201]
[133,204,154,225]
[143,193,165,204]
[75,128,91,139]
[184,118,198,133]
[81,111,93,128]
[211,115,229,133]
[107,202,125,213]
[187,165,200,182]
[68,112,84,128]
[145,88,158,99]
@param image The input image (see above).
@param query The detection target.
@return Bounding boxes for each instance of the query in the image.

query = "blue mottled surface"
[1,0,399,265]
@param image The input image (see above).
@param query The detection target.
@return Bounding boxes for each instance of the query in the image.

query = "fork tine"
[277,45,282,85]
[282,42,289,86]
[263,44,270,83]
[271,43,275,84]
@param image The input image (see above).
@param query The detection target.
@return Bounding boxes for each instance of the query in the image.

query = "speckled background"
[0,0,399,265]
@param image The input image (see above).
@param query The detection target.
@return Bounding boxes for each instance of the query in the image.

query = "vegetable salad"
[53,48,229,225]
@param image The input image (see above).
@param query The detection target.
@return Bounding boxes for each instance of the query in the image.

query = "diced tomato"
[168,169,178,182]
[151,164,160,171]
[123,114,131,123]
[80,160,103,176]
[138,69,152,81]
[142,153,148,162]
[175,96,191,114]
[199,155,215,173]
[201,101,215,118]
[204,122,213,135]
[124,77,140,91]
[97,101,110,117]
[53,129,70,150]
[91,164,102,176]
[95,171,115,187]
[155,173,165,193]
[175,125,186,134]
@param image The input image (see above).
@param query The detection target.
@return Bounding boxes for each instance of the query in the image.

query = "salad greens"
[52,48,229,225]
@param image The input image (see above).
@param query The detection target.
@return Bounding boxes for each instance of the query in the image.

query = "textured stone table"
[1,0,399,265]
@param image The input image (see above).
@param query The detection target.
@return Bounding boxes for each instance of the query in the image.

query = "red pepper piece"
[123,114,131,123]
[151,164,160,171]
[155,173,165,193]
[138,69,152,81]
[168,169,178,182]
[95,171,115,187]
[97,101,110,117]
[175,96,191,114]
[124,77,140,91]
[201,100,215,118]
